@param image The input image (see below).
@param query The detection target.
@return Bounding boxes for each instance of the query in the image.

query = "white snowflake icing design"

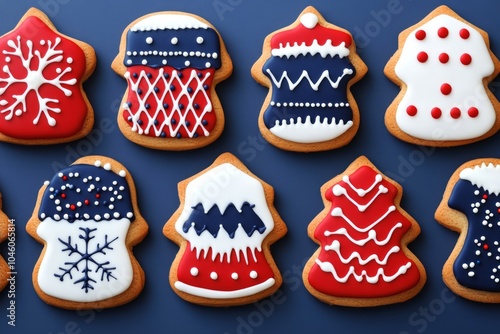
[0,36,77,126]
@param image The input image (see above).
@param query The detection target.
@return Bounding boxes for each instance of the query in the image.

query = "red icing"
[270,20,352,49]
[124,66,216,138]
[460,28,470,39]
[439,53,449,64]
[415,30,426,41]
[461,53,472,65]
[450,107,461,119]
[440,83,452,95]
[176,243,275,293]
[0,16,88,139]
[438,27,449,38]
[308,166,420,298]
[468,107,479,118]
[417,52,428,63]
[431,107,442,119]
[406,105,417,117]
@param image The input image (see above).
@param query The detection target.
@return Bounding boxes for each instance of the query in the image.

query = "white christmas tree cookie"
[385,5,500,146]
[164,152,287,306]
[112,11,232,151]
[436,158,500,302]
[26,156,148,309]
[303,156,426,306]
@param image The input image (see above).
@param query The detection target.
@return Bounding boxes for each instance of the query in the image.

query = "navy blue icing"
[448,179,500,292]
[125,27,221,70]
[262,54,355,129]
[39,164,135,223]
[182,202,266,238]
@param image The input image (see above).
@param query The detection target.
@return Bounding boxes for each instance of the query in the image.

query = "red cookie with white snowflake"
[385,5,500,147]
[0,194,9,293]
[26,156,148,309]
[303,156,426,306]
[164,153,287,306]
[112,11,232,151]
[0,8,96,145]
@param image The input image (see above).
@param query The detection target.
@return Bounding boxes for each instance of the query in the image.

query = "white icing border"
[131,14,209,32]
[174,278,275,299]
[270,116,353,143]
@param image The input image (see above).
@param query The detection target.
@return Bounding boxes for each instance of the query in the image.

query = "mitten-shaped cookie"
[27,156,148,309]
[0,8,95,144]
[164,153,287,306]
[112,11,232,150]
[303,156,426,306]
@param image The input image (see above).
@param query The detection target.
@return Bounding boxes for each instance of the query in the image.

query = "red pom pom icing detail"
[460,28,470,39]
[461,53,472,65]
[450,107,461,119]
[417,52,428,63]
[431,107,442,119]
[415,30,426,40]
[406,105,418,117]
[468,107,479,118]
[439,53,449,64]
[438,27,449,38]
[440,83,452,95]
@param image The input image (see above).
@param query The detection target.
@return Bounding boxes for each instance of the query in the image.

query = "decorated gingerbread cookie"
[252,6,367,152]
[0,194,9,292]
[164,153,287,306]
[112,11,232,151]
[303,156,426,306]
[436,159,500,302]
[384,5,500,146]
[0,8,96,145]
[26,156,148,309]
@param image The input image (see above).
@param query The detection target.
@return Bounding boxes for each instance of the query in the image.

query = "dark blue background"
[0,0,499,333]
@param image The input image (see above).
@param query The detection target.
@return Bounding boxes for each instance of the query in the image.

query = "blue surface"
[0,0,499,333]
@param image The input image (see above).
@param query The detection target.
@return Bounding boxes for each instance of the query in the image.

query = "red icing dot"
[439,53,449,63]
[417,51,428,63]
[406,105,418,116]
[468,107,479,118]
[96,193,101,199]
[84,199,90,205]
[498,208,500,213]
[70,204,76,211]
[438,27,449,38]
[450,107,461,119]
[483,194,488,199]
[440,83,452,95]
[415,30,426,40]
[62,175,68,181]
[461,53,472,65]
[61,193,66,199]
[460,28,470,39]
[431,107,442,119]
[484,244,489,250]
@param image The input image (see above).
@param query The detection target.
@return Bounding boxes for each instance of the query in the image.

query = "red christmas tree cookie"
[164,153,287,306]
[0,8,96,144]
[303,156,426,306]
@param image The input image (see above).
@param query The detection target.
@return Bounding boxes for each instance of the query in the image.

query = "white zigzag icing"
[324,240,400,265]
[324,222,403,246]
[269,115,353,143]
[332,184,388,212]
[330,206,396,233]
[271,40,350,59]
[266,68,353,91]
[315,259,412,283]
[342,174,383,197]
[459,163,500,196]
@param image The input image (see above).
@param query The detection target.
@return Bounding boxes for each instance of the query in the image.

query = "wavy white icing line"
[330,206,396,233]
[184,224,264,265]
[332,184,388,212]
[315,259,412,283]
[174,278,275,299]
[459,163,500,196]
[324,241,400,265]
[324,222,403,246]
[271,40,350,59]
[266,68,353,91]
[342,174,383,197]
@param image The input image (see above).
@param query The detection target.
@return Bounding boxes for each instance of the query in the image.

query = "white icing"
[324,222,403,246]
[36,218,133,302]
[315,259,412,283]
[394,14,496,141]
[174,162,274,259]
[343,174,383,197]
[300,12,318,29]
[269,116,353,143]
[332,184,389,212]
[266,68,353,91]
[325,240,400,265]
[460,163,500,195]
[131,14,209,32]
[124,68,212,138]
[174,278,275,299]
[271,40,350,59]
[330,206,396,233]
